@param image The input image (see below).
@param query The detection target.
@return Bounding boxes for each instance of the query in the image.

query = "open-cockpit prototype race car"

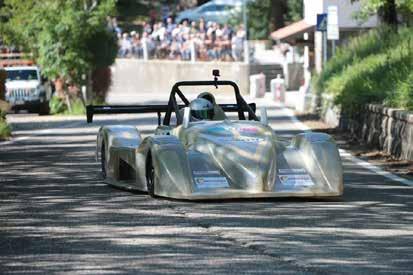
[86,71,343,200]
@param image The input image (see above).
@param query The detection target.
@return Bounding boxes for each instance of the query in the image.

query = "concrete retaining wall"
[108,59,250,97]
[318,94,413,161]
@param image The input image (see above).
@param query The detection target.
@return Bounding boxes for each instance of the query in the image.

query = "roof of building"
[270,20,314,41]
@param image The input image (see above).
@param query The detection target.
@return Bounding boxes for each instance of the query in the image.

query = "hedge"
[313,26,413,114]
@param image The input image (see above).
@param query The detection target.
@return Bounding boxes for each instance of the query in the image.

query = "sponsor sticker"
[237,136,264,143]
[278,168,306,174]
[278,174,314,187]
[195,176,229,189]
[239,127,259,134]
[193,170,221,176]
[216,136,264,143]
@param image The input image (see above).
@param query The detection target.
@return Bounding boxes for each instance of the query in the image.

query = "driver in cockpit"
[191,92,227,121]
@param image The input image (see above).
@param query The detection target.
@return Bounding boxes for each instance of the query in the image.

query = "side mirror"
[259,107,268,125]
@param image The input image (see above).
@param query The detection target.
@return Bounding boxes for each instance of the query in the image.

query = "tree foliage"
[0,0,118,85]
[229,0,303,40]
[354,0,413,25]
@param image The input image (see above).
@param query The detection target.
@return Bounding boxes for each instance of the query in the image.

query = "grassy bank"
[0,110,11,140]
[313,27,413,114]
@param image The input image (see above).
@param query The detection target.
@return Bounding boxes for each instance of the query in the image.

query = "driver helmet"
[190,98,214,120]
[197,92,216,105]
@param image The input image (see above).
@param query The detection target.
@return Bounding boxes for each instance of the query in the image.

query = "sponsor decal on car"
[238,127,259,134]
[278,168,314,187]
[194,176,229,189]
[193,170,229,189]
[215,136,264,143]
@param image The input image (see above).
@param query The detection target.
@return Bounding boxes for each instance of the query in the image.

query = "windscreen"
[6,69,39,81]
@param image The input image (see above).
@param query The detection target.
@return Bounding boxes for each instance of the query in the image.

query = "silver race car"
[87,71,343,200]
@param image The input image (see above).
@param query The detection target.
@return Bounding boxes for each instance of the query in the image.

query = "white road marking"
[280,103,413,186]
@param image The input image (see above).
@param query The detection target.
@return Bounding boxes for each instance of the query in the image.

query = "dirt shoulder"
[296,113,413,181]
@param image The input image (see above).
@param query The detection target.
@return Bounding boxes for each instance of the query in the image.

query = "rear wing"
[86,103,256,124]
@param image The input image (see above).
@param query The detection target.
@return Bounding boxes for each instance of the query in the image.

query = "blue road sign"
[317,13,328,32]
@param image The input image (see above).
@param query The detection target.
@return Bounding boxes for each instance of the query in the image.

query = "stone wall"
[347,105,413,161]
[318,94,413,161]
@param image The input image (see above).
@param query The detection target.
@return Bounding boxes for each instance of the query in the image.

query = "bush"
[49,96,85,115]
[391,72,413,110]
[0,110,11,140]
[314,27,413,113]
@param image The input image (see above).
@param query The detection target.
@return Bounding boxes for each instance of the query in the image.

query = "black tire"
[146,154,156,197]
[38,101,50,116]
[101,143,107,179]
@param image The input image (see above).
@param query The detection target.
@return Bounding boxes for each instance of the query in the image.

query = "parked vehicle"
[175,0,245,24]
[5,66,51,115]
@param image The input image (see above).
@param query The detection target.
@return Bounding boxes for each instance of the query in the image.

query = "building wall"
[304,0,378,28]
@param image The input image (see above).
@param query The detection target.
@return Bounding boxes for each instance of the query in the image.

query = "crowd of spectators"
[112,17,247,62]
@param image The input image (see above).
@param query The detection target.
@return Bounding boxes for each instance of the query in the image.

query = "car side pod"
[291,132,344,195]
[145,135,195,197]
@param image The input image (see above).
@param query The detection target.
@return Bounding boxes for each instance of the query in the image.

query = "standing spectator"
[198,18,207,34]
[165,17,176,41]
[131,32,143,58]
[120,33,132,57]
[205,32,217,60]
[190,21,198,35]
[181,20,190,35]
[222,24,233,39]
[232,25,246,61]
[143,22,152,35]
[220,34,232,61]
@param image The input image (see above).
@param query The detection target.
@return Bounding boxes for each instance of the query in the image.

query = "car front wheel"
[101,143,107,179]
[146,154,156,197]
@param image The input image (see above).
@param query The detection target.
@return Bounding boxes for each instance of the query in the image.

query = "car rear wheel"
[101,143,107,179]
[146,154,156,197]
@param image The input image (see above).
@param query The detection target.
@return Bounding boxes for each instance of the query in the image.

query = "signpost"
[317,13,328,66]
[327,6,339,56]
[316,13,328,32]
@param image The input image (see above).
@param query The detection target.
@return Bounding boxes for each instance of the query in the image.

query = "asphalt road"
[1,102,413,274]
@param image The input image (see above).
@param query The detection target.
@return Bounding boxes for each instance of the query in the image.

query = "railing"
[0,53,34,66]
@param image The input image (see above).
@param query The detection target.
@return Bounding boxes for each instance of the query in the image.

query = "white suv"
[5,66,51,115]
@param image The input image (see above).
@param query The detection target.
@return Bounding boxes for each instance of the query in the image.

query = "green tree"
[0,0,118,105]
[229,0,303,40]
[355,0,413,26]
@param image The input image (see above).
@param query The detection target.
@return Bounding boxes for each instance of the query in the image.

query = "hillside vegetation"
[0,110,11,140]
[314,27,413,113]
